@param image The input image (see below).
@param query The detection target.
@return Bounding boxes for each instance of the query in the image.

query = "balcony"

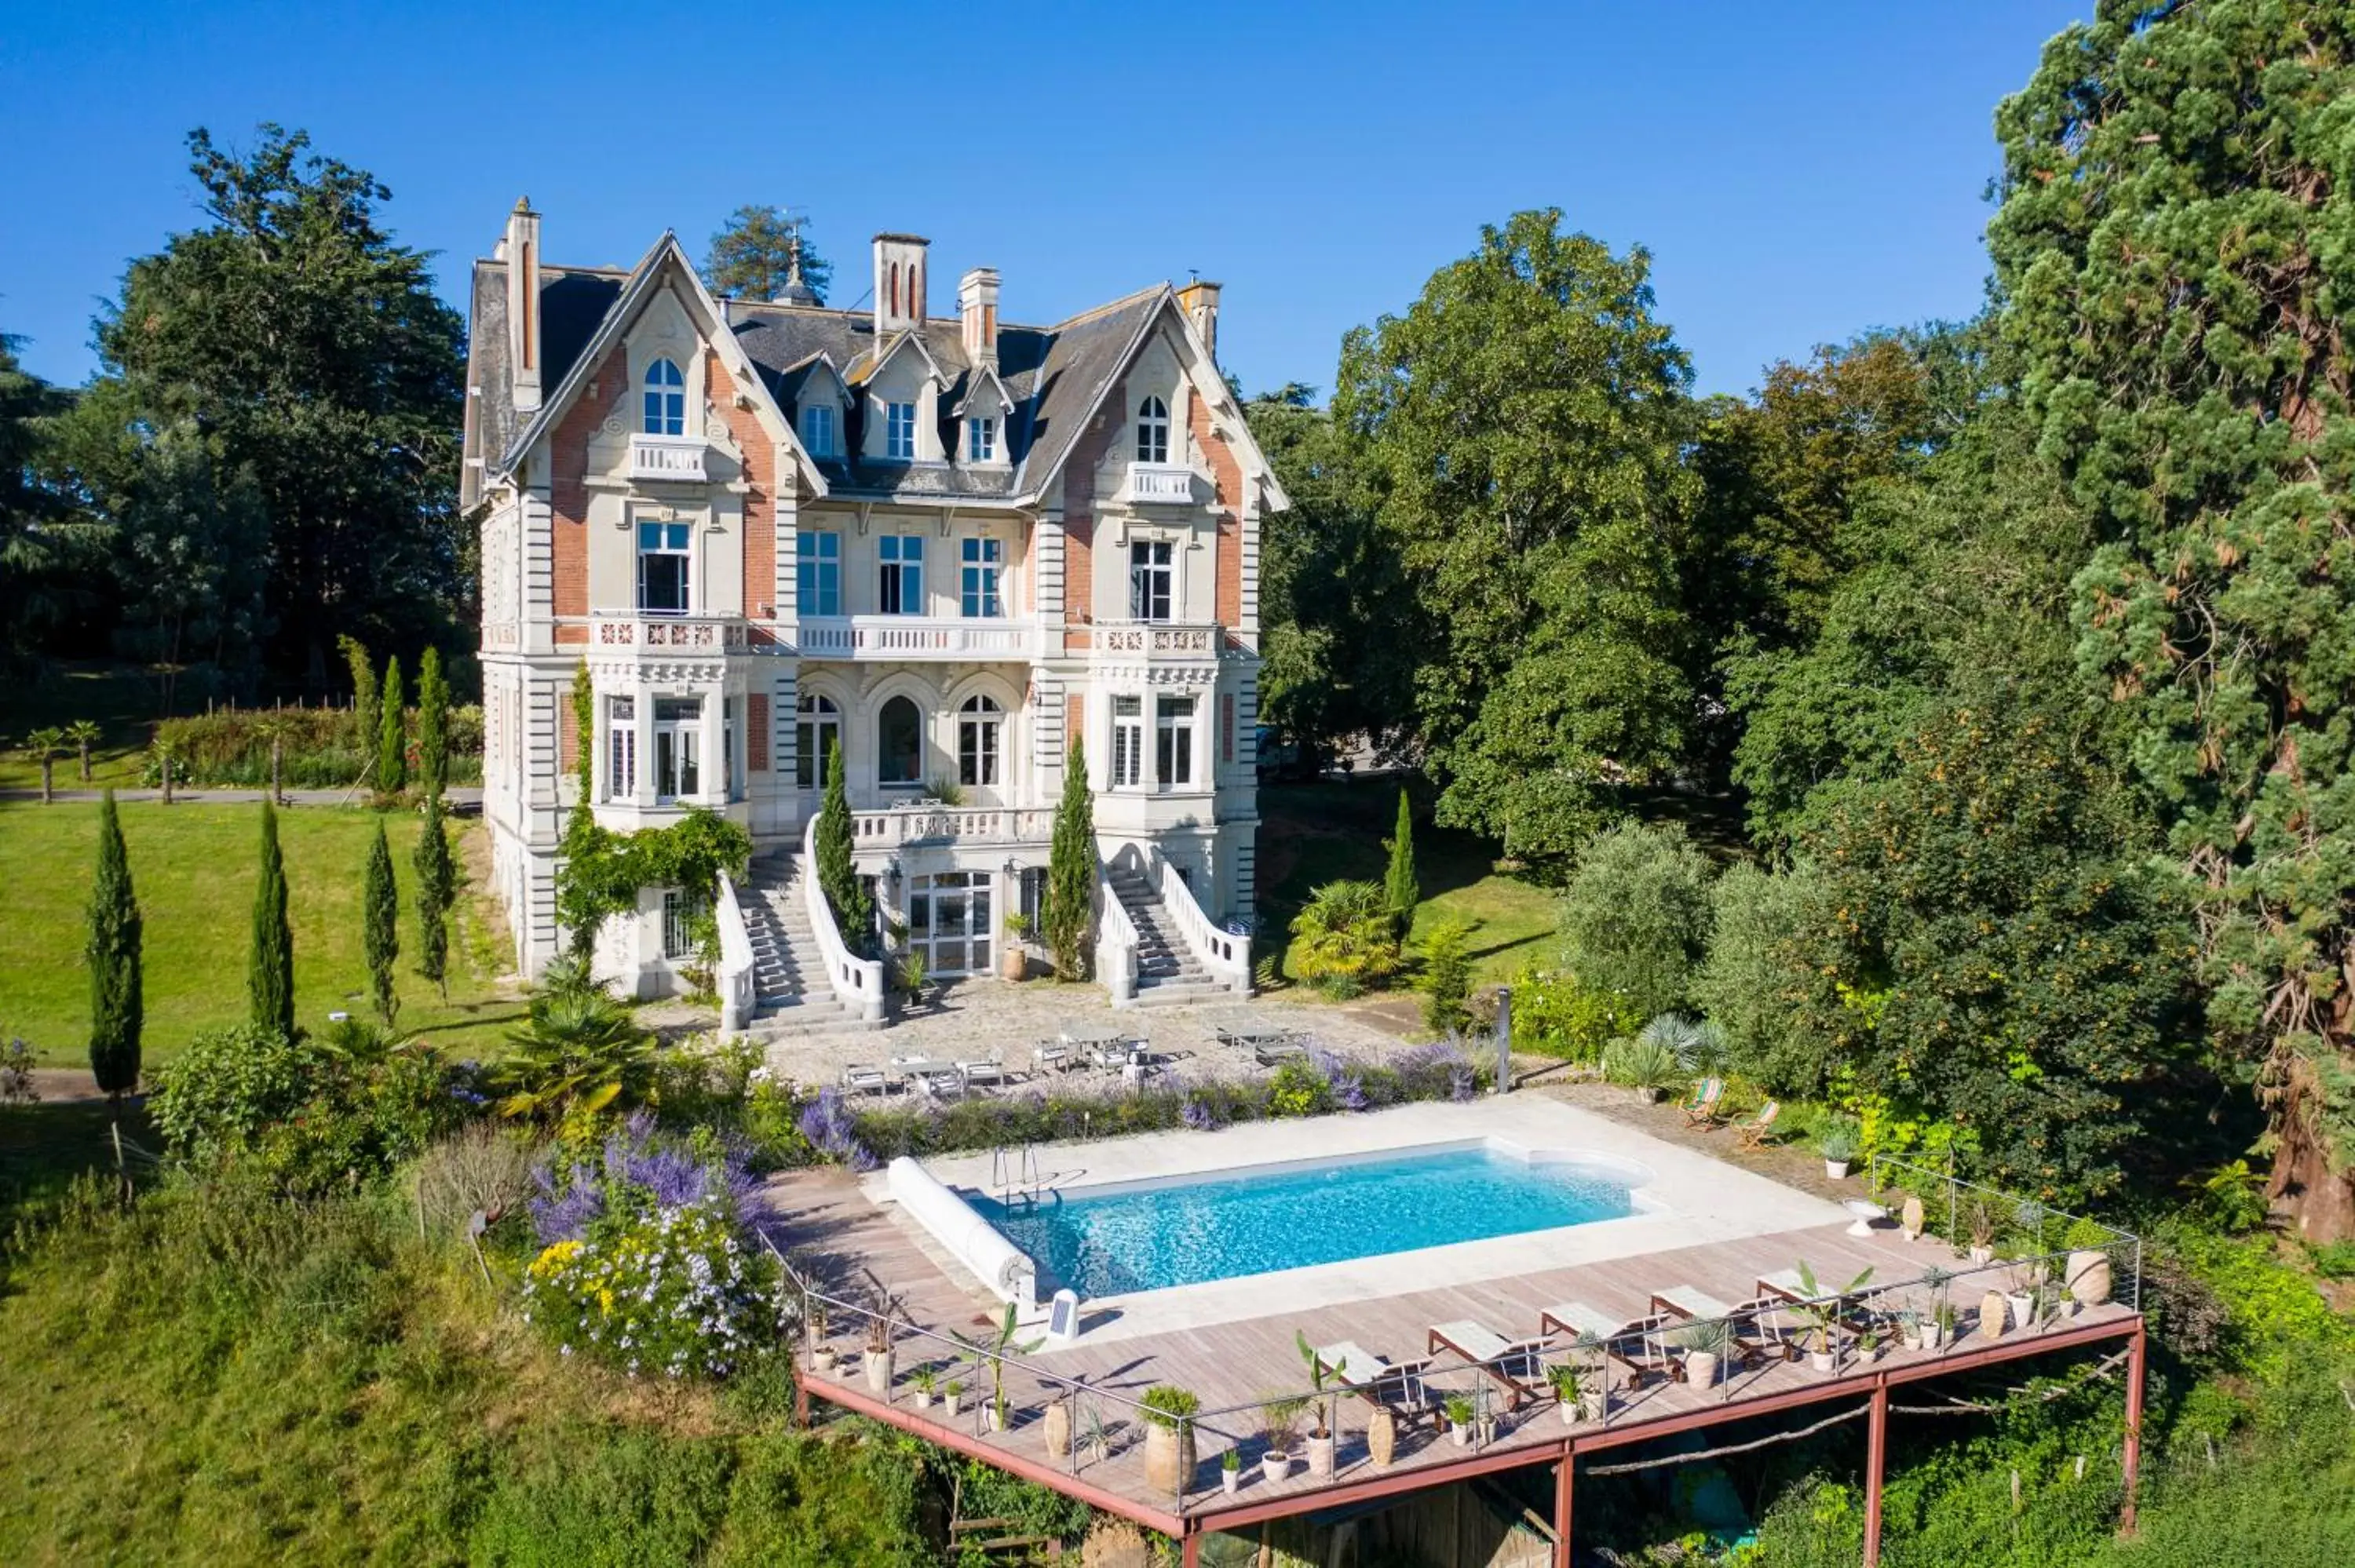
[590,611,748,654]
[1090,619,1221,658]
[1119,462,1196,505]
[798,615,1040,662]
[850,804,1053,849]
[630,432,708,482]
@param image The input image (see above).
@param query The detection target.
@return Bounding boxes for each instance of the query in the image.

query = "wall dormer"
[872,233,929,336]
[860,343,944,464]
[955,371,1012,468]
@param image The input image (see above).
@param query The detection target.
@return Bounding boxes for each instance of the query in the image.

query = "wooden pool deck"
[752,1159,2146,1566]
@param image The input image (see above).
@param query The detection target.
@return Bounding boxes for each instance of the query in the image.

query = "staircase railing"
[1095,866,1138,1007]
[801,815,887,1023]
[1157,859,1252,996]
[714,869,758,1034]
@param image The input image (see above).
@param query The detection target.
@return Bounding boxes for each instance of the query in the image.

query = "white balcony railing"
[850,804,1053,849]
[797,615,1039,661]
[1090,619,1221,657]
[590,612,749,651]
[630,432,708,481]
[1120,462,1196,504]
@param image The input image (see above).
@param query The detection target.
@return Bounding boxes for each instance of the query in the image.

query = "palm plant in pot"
[1001,910,1034,982]
[2003,1262,2043,1334]
[944,1379,966,1417]
[951,1301,1042,1433]
[805,1300,836,1373]
[911,1365,937,1410]
[1816,1117,1861,1180]
[1258,1395,1307,1482]
[1294,1331,1339,1477]
[1670,1318,1732,1390]
[1547,1361,1586,1425]
[1140,1385,1200,1494]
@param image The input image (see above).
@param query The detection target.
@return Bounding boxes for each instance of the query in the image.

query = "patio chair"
[958,1054,1006,1090]
[1681,1077,1726,1128]
[1030,1040,1075,1077]
[841,1063,893,1097]
[1734,1099,1782,1150]
[1428,1320,1546,1409]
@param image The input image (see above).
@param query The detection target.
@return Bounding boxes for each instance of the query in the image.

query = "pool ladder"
[991,1143,1046,1211]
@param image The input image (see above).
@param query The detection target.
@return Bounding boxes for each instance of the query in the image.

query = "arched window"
[794,693,840,789]
[1136,394,1170,464]
[877,695,922,786]
[958,695,1003,788]
[642,357,685,436]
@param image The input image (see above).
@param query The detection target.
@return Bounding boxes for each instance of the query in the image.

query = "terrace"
[753,1093,2148,1566]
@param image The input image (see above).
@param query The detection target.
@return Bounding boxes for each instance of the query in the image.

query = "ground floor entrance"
[908,870,993,978]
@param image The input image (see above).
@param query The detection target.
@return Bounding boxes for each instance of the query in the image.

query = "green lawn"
[0,662,168,790]
[0,799,522,1066]
[1258,780,1560,983]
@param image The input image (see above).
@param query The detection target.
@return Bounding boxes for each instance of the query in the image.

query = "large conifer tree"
[249,800,294,1036]
[363,819,400,1026]
[86,789,143,1103]
[1042,738,1097,979]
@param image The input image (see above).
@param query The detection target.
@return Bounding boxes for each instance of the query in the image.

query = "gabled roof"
[844,328,948,390]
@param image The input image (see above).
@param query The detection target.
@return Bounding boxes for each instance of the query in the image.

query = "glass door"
[655,697,701,802]
[910,873,993,978]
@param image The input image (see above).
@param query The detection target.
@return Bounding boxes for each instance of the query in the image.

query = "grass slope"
[0,800,520,1065]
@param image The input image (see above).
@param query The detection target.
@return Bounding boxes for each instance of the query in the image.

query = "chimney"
[503,199,542,413]
[871,232,929,337]
[958,268,1001,369]
[1176,279,1221,363]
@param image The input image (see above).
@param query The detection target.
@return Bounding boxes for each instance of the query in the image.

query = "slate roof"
[466,254,1170,506]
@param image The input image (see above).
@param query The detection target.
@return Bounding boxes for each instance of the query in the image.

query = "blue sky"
[0,1,2086,399]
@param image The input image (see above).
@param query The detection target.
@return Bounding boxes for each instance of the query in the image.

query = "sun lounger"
[1540,1302,1672,1388]
[1428,1320,1545,1409]
[1682,1076,1725,1128]
[1736,1100,1782,1150]
[1316,1340,1437,1423]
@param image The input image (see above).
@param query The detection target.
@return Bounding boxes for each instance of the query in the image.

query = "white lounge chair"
[1428,1320,1546,1408]
[958,1054,1006,1089]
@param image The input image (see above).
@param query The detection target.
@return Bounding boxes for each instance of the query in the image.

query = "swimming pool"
[966,1143,1639,1297]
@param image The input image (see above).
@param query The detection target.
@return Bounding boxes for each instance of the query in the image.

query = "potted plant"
[2003,1265,2041,1334]
[1547,1362,1586,1425]
[1442,1394,1477,1447]
[944,1379,966,1417]
[805,1302,835,1374]
[1001,910,1034,982]
[1791,1260,1874,1373]
[1816,1118,1860,1180]
[911,1366,937,1410]
[2062,1219,2115,1307]
[894,950,931,1014]
[1221,1448,1243,1496]
[1918,1266,1955,1350]
[1962,1197,2000,1264]
[1140,1385,1200,1494]
[1258,1395,1306,1482]
[1294,1331,1338,1478]
[1075,1402,1111,1470]
[1933,1299,1959,1350]
[950,1301,1042,1435]
[1855,1324,1883,1365]
[1670,1318,1731,1389]
[864,1313,896,1395]
[1602,1038,1680,1103]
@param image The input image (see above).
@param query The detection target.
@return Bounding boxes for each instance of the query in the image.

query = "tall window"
[879,534,924,615]
[643,358,685,436]
[885,400,917,459]
[966,415,996,462]
[798,531,841,616]
[960,537,1002,618]
[794,694,840,789]
[958,695,1002,787]
[878,695,922,786]
[1156,695,1195,789]
[607,695,637,800]
[800,403,834,457]
[1112,696,1144,788]
[1128,539,1173,621]
[654,696,701,802]
[661,890,705,960]
[1136,395,1169,463]
[638,520,691,614]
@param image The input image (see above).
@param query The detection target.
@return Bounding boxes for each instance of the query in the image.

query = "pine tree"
[416,645,449,801]
[413,790,455,1000]
[1042,738,1097,979]
[86,789,144,1104]
[340,633,379,783]
[814,742,871,950]
[249,800,295,1037]
[375,655,407,797]
[1383,786,1419,940]
[363,819,400,1026]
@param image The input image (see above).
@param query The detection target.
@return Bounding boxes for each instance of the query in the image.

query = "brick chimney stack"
[872,233,929,336]
[1176,279,1221,363]
[503,198,542,413]
[958,268,1001,369]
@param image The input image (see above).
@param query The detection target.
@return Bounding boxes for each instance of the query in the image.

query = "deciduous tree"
[1557,821,1714,1020]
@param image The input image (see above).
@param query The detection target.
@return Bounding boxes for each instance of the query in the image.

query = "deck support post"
[1863,1378,1888,1568]
[2120,1318,2145,1537]
[1551,1446,1575,1568]
[1180,1526,1200,1566]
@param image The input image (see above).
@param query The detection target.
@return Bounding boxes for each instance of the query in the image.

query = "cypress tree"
[1383,786,1419,940]
[249,800,295,1037]
[814,742,871,950]
[414,789,455,1001]
[86,789,143,1104]
[375,655,407,797]
[341,634,379,783]
[363,819,400,1026]
[416,645,450,801]
[1042,738,1097,979]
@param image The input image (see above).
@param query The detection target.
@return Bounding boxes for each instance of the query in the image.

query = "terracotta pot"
[1305,1432,1336,1478]
[1043,1400,1071,1458]
[2066,1249,2113,1307]
[1145,1423,1195,1493]
[864,1349,893,1395]
[1367,1408,1397,1468]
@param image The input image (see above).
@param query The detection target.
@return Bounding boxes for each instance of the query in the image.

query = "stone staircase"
[1105,865,1230,1007]
[740,849,880,1040]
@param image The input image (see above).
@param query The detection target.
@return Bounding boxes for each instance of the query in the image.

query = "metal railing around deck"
[1866,1155,2145,1314]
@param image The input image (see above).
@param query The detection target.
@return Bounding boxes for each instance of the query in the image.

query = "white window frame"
[800,403,835,458]
[1112,695,1144,789]
[654,696,702,804]
[960,537,1002,618]
[885,400,917,460]
[879,534,925,616]
[606,695,637,801]
[1128,538,1174,622]
[1155,695,1196,790]
[1136,395,1170,464]
[795,693,840,789]
[637,520,692,615]
[643,358,685,436]
[798,531,842,616]
[958,695,1002,788]
[966,415,996,463]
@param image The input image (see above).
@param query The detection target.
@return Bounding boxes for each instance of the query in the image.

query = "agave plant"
[1636,1012,1729,1073]
[1602,1037,1681,1096]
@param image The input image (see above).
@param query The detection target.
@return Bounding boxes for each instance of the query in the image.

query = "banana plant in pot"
[1791,1260,1875,1373]
[1547,1361,1587,1425]
[951,1300,1042,1433]
[1294,1331,1339,1477]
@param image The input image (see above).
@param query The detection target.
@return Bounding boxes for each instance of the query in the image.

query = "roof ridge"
[1043,283,1170,332]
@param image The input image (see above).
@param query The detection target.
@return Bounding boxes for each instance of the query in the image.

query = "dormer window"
[642,358,685,436]
[966,416,997,463]
[801,403,835,458]
[885,401,917,460]
[1136,395,1170,464]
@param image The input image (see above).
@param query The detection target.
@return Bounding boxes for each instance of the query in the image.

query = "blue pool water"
[968,1145,1635,1296]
